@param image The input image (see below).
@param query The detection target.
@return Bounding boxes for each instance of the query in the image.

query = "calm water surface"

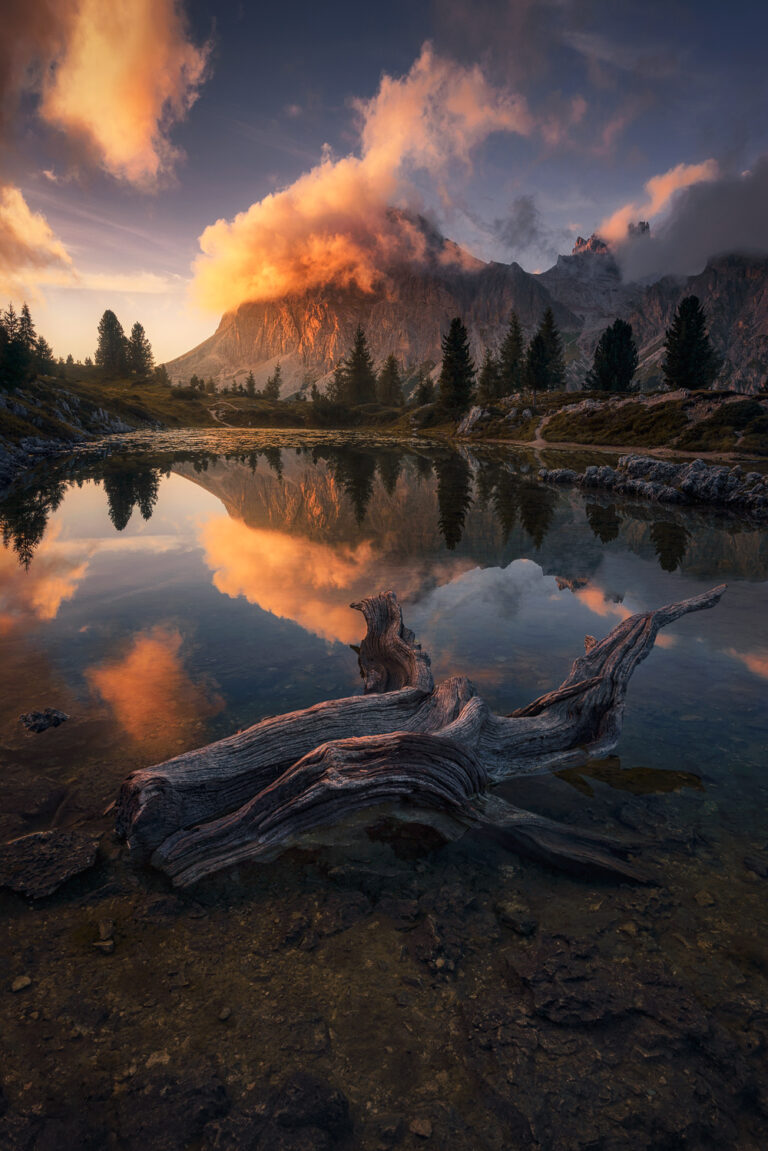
[1,430,767,1148]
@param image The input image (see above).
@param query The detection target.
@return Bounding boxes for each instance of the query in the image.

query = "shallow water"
[1,431,767,1149]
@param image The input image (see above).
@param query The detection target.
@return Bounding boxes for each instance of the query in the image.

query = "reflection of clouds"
[200,515,473,645]
[86,625,223,752]
[572,585,631,621]
[0,526,92,628]
[727,647,768,680]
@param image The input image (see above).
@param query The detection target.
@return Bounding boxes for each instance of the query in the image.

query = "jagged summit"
[572,234,610,256]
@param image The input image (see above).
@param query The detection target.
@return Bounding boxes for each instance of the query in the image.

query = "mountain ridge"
[168,220,768,395]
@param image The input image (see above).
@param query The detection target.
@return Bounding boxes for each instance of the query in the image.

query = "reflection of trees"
[435,452,473,550]
[377,452,403,497]
[586,501,621,544]
[0,480,66,568]
[413,454,434,483]
[518,483,557,550]
[650,520,690,572]
[262,447,283,479]
[328,450,377,524]
[102,466,161,531]
[491,469,520,543]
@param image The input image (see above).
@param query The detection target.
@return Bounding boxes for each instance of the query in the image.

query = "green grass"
[543,399,688,447]
[675,400,768,454]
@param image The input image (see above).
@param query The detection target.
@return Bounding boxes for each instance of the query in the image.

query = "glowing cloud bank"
[0,184,74,298]
[599,159,719,244]
[192,44,532,312]
[2,0,208,186]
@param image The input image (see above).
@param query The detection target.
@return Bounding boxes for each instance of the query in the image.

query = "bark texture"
[116,585,725,887]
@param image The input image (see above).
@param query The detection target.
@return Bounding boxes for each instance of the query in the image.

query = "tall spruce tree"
[662,295,720,389]
[539,307,566,390]
[245,370,256,397]
[477,349,501,405]
[342,325,377,405]
[525,331,550,395]
[438,317,475,416]
[498,310,524,396]
[95,310,127,376]
[18,303,36,351]
[263,362,282,401]
[126,321,153,376]
[586,318,638,392]
[377,354,404,406]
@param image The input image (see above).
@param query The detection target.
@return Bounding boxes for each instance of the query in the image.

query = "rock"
[92,940,115,955]
[19,708,70,733]
[409,1118,433,1139]
[218,1006,232,1021]
[98,919,114,941]
[694,889,716,907]
[456,406,490,436]
[495,899,538,937]
[11,975,32,993]
[0,829,100,899]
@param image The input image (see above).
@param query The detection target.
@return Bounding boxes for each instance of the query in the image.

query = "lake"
[1,430,767,1149]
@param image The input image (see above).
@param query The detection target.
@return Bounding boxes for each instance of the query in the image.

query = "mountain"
[167,219,768,395]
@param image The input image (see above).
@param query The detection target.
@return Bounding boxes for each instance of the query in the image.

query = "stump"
[116,585,726,887]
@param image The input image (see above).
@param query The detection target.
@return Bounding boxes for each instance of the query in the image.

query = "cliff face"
[167,257,578,394]
[168,218,768,394]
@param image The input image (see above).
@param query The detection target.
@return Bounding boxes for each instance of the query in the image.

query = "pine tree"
[377,354,403,405]
[263,362,282,401]
[95,310,127,376]
[35,336,55,373]
[525,331,550,395]
[539,307,566,390]
[1,302,33,387]
[245,371,256,397]
[342,326,377,405]
[3,303,18,338]
[438,317,475,416]
[662,295,720,390]
[477,349,501,405]
[18,303,36,351]
[154,363,170,386]
[498,311,524,396]
[587,319,638,392]
[126,321,153,376]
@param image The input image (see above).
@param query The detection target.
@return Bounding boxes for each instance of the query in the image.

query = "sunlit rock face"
[169,206,768,395]
[167,251,576,395]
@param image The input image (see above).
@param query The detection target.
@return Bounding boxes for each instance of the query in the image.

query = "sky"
[1,0,767,362]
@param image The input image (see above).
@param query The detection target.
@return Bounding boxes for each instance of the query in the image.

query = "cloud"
[727,646,768,680]
[86,624,223,749]
[192,43,533,311]
[2,0,208,187]
[0,526,91,628]
[616,155,768,280]
[0,183,74,297]
[599,158,720,245]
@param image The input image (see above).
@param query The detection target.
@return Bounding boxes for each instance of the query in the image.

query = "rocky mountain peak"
[572,234,610,256]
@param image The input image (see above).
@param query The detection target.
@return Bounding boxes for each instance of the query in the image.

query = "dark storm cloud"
[618,156,768,280]
[491,195,568,266]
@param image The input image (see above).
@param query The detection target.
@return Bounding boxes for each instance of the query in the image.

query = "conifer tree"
[95,310,127,376]
[586,319,638,392]
[35,336,55,373]
[342,326,377,405]
[438,317,475,416]
[126,321,153,376]
[498,311,524,396]
[525,331,550,395]
[18,303,36,351]
[539,307,565,390]
[662,295,720,389]
[477,349,501,405]
[245,370,256,397]
[377,354,403,405]
[263,362,282,401]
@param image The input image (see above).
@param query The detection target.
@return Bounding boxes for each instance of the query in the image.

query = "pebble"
[219,1006,232,1021]
[11,975,32,993]
[694,890,716,907]
[409,1118,433,1139]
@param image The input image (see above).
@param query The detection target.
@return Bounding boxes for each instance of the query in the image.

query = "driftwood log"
[116,585,726,887]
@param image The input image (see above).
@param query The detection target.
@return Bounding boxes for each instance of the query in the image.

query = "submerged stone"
[0,828,100,899]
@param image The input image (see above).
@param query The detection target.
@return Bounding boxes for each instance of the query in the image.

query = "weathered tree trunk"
[116,585,725,887]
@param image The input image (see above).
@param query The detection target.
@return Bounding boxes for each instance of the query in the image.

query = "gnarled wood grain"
[116,585,725,886]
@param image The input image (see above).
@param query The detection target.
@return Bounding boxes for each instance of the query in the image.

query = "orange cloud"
[86,625,223,750]
[600,159,720,244]
[1,0,208,187]
[0,527,90,626]
[727,647,768,680]
[192,44,532,311]
[0,183,74,298]
[573,585,632,621]
[200,517,379,643]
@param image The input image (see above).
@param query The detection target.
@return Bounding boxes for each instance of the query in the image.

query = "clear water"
[1,430,767,1148]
